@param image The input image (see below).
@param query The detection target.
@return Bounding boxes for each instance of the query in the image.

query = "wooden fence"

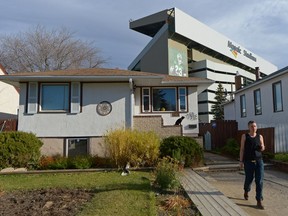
[199,120,275,154]
[0,119,18,132]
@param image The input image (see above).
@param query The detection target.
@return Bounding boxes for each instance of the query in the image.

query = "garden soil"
[0,188,94,216]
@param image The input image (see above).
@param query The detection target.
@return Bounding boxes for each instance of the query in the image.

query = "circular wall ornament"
[96,101,112,116]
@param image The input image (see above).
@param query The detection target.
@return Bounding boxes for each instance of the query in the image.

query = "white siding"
[231,71,288,153]
[18,83,131,137]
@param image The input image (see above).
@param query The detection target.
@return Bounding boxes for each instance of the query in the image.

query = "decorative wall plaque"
[96,101,112,116]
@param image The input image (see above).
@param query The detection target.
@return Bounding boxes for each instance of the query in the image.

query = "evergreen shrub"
[221,138,239,158]
[160,136,203,167]
[0,131,43,169]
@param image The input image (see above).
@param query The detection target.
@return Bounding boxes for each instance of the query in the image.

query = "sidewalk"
[193,152,288,216]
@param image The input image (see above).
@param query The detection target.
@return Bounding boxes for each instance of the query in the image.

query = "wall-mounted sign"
[228,41,257,62]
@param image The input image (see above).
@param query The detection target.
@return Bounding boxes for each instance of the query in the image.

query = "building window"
[178,87,187,111]
[40,83,69,112]
[66,138,88,157]
[152,88,176,111]
[272,81,283,112]
[240,94,246,117]
[142,88,150,112]
[254,89,262,115]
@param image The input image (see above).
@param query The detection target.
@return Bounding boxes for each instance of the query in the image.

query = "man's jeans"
[244,159,264,201]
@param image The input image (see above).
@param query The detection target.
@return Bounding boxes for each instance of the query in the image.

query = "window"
[254,89,262,115]
[66,138,88,157]
[152,88,176,111]
[240,94,246,117]
[40,84,69,112]
[142,88,150,112]
[178,87,187,111]
[273,81,283,112]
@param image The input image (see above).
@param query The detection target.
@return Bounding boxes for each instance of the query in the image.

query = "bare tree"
[0,25,107,73]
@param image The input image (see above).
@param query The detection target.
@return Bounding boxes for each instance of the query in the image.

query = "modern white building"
[129,8,277,123]
[0,68,212,156]
[224,66,288,153]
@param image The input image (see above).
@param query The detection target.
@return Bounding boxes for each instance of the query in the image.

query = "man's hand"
[239,161,244,169]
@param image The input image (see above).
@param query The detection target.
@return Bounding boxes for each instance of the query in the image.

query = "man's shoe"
[257,200,264,209]
[244,192,248,200]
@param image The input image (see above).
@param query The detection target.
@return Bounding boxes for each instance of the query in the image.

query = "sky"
[0,0,287,70]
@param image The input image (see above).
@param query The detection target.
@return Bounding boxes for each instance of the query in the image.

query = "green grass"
[274,153,288,162]
[0,171,156,216]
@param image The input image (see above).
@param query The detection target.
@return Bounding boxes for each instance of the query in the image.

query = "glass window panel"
[273,82,283,112]
[240,94,246,117]
[41,84,69,111]
[152,88,176,111]
[179,87,187,111]
[254,89,262,115]
[142,88,150,112]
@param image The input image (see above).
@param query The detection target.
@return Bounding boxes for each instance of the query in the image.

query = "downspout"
[129,78,134,129]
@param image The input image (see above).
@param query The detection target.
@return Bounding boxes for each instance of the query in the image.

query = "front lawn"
[0,171,156,216]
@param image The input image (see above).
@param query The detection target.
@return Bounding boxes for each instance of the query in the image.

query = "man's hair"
[248,120,256,126]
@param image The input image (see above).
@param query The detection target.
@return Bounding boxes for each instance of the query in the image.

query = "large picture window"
[254,89,262,115]
[272,81,283,112]
[40,83,69,112]
[152,88,176,111]
[141,87,187,113]
[240,94,246,117]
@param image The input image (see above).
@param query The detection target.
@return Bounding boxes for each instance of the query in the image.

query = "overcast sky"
[0,0,287,70]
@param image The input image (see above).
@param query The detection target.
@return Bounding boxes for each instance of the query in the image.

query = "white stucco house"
[0,64,19,120]
[0,68,213,157]
[224,66,288,153]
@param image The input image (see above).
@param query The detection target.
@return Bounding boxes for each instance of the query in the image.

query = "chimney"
[235,73,241,91]
[255,67,260,80]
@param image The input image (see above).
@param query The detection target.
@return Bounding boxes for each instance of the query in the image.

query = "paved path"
[199,152,288,216]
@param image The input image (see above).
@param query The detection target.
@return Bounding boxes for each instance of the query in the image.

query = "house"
[0,64,19,120]
[0,68,213,157]
[128,7,277,123]
[224,66,288,153]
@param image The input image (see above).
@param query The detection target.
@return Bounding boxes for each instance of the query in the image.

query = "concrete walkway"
[190,152,288,216]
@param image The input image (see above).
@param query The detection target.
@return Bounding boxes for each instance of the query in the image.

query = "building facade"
[224,66,288,153]
[129,8,277,123]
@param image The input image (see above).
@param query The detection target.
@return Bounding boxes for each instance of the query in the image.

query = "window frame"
[240,94,246,118]
[272,81,283,112]
[65,138,89,157]
[178,87,187,112]
[253,89,262,115]
[142,87,151,112]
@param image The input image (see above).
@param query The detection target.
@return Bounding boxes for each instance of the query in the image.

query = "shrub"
[105,129,160,168]
[0,131,43,169]
[154,157,180,191]
[160,136,203,167]
[90,155,116,168]
[274,153,288,162]
[67,156,93,169]
[221,138,239,158]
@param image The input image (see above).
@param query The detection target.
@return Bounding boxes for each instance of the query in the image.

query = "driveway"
[200,152,288,216]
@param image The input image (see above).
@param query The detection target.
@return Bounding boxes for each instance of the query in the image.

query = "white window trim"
[142,87,151,112]
[70,82,81,113]
[178,87,187,112]
[27,82,38,114]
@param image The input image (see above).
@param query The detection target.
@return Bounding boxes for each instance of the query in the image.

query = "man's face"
[249,122,257,133]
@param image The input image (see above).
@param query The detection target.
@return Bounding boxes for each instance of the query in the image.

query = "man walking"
[239,120,265,209]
